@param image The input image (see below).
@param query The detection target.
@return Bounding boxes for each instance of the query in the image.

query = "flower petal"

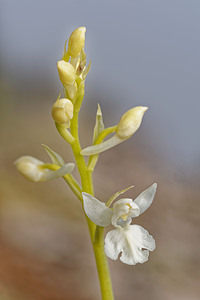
[104,225,155,265]
[82,193,113,227]
[134,183,157,215]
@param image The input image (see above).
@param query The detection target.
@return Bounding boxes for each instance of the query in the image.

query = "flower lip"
[105,225,156,265]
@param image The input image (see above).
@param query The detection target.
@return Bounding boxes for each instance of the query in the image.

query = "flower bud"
[116,106,148,139]
[57,60,76,86]
[68,27,86,58]
[81,106,148,156]
[52,98,73,126]
[14,156,46,182]
[14,156,75,182]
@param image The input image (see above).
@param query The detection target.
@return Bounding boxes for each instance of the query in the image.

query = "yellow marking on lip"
[121,204,132,221]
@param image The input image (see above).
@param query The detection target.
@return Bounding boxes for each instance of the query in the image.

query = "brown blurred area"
[0,81,200,300]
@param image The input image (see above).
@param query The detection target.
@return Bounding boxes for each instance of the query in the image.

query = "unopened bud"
[57,60,76,86]
[81,106,148,156]
[14,156,74,182]
[14,156,47,182]
[68,27,86,58]
[52,98,73,126]
[116,106,148,139]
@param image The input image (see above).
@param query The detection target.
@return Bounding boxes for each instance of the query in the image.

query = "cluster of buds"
[52,27,90,128]
[56,27,90,102]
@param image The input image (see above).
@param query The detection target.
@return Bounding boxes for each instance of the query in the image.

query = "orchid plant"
[14,27,157,300]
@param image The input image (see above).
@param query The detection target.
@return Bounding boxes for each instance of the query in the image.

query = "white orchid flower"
[82,183,157,265]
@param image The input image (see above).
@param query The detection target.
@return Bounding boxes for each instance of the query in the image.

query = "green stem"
[88,126,117,172]
[69,83,114,300]
[63,174,82,201]
[55,123,75,144]
[93,226,114,300]
[42,163,82,200]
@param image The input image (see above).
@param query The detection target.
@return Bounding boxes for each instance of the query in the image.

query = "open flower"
[82,183,157,265]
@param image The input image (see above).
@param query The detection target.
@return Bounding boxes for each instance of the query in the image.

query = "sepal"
[134,183,157,215]
[82,192,113,227]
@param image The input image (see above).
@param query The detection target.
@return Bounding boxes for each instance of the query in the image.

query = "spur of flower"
[82,183,157,265]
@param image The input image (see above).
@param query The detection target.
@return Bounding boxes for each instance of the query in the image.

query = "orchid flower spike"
[81,106,148,156]
[82,183,157,265]
[14,156,74,182]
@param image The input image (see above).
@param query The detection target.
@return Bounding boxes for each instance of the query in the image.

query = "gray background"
[1,0,200,170]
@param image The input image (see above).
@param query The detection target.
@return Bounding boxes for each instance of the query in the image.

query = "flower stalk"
[69,78,114,300]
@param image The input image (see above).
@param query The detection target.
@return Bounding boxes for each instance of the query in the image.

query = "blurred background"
[0,0,200,299]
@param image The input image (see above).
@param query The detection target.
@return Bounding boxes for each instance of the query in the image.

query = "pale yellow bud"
[52,98,73,126]
[14,156,45,182]
[14,156,75,182]
[116,106,148,139]
[68,27,86,58]
[57,60,76,86]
